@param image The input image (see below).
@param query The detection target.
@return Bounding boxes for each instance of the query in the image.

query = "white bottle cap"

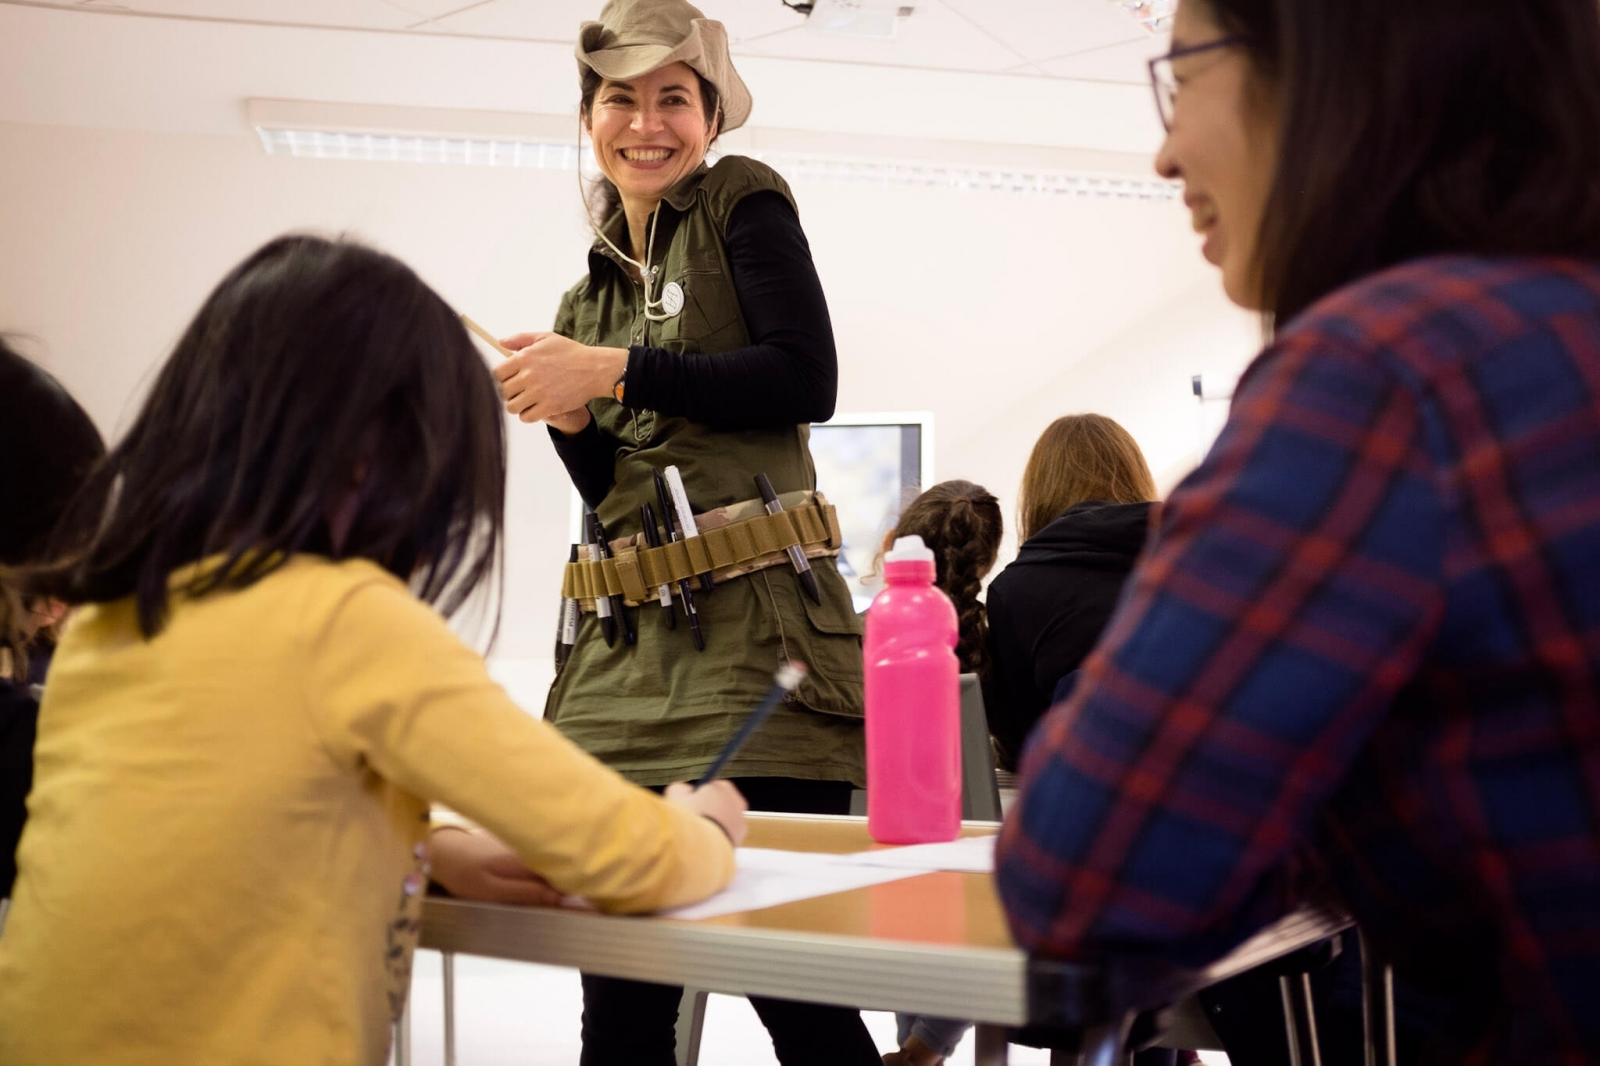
[884,534,935,564]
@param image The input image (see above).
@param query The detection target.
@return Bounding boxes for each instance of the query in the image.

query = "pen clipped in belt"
[555,544,581,670]
[580,508,617,648]
[587,510,637,647]
[754,473,822,605]
[638,502,676,631]
[654,470,706,652]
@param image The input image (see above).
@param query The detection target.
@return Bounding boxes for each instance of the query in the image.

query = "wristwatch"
[612,362,627,404]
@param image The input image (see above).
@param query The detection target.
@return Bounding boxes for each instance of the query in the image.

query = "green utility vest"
[544,156,865,788]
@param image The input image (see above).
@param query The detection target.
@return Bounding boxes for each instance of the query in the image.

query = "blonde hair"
[1017,414,1156,543]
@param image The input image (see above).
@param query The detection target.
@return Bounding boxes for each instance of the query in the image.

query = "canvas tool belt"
[564,490,842,610]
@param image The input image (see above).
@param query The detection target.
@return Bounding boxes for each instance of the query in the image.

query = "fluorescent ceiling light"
[256,128,587,170]
[248,100,1179,202]
[748,150,1179,201]
[255,127,1176,201]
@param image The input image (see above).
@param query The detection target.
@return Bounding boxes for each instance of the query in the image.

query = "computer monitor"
[810,411,936,612]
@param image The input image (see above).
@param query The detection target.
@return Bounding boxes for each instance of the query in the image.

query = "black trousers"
[579,777,882,1066]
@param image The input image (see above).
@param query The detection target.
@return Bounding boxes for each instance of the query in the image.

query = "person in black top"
[983,414,1157,771]
[0,338,105,899]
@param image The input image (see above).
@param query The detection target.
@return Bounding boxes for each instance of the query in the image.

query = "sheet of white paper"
[660,847,925,921]
[833,835,997,874]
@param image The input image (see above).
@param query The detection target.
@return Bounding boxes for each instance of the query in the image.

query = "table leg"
[675,987,708,1066]
[1301,973,1324,1066]
[442,951,457,1066]
[1079,1018,1132,1066]
[1358,930,1398,1066]
[973,1023,1010,1066]
[392,994,411,1066]
[1279,975,1304,1066]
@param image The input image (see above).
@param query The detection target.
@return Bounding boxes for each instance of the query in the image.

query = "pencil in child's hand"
[693,662,807,789]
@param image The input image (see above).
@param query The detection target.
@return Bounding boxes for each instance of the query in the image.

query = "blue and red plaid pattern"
[996,255,1600,1065]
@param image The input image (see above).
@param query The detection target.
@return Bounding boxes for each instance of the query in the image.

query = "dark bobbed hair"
[891,480,1003,677]
[579,66,722,233]
[0,338,106,681]
[1204,0,1600,323]
[0,338,106,566]
[32,234,506,639]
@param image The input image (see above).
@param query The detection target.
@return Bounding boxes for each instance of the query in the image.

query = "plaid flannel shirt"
[996,255,1600,1064]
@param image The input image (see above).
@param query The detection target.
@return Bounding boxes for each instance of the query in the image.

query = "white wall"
[0,6,1260,710]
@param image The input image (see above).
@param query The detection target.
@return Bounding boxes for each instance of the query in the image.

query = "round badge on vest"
[661,281,685,317]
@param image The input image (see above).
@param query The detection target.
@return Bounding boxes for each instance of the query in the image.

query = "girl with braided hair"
[881,480,1003,677]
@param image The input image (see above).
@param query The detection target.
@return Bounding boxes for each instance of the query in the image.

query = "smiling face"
[1154,0,1279,309]
[585,62,718,208]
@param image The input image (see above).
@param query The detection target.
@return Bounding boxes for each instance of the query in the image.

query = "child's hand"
[427,828,566,906]
[664,780,748,847]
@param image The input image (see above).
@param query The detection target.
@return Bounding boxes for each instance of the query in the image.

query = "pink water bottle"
[864,534,961,844]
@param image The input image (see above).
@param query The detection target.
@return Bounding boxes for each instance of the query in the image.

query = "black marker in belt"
[754,473,822,605]
[638,502,677,631]
[581,509,617,648]
[654,470,706,652]
[694,661,807,788]
[555,543,581,670]
[587,510,637,647]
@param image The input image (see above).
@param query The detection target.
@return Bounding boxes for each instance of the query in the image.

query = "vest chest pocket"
[654,268,746,354]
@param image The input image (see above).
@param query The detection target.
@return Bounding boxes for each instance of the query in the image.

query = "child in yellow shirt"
[0,234,745,1066]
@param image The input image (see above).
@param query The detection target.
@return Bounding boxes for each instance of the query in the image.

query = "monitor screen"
[810,412,935,612]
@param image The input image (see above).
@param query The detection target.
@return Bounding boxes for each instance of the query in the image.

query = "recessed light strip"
[255,128,587,169]
[254,127,1179,202]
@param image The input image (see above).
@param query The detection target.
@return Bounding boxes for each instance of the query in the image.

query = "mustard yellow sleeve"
[301,572,734,914]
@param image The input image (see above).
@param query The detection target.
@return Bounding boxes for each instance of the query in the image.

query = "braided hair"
[889,480,1003,677]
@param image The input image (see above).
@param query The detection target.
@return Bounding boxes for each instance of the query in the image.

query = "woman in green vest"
[492,1,874,1062]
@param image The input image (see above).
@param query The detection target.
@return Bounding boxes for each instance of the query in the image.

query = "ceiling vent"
[1109,0,1176,33]
[798,0,915,40]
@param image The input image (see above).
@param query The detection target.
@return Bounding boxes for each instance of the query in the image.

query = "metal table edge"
[422,896,1029,1024]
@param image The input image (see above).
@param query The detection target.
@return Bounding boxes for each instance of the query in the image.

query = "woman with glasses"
[999,0,1600,1062]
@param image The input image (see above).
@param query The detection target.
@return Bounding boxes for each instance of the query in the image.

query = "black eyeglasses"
[1147,36,1244,132]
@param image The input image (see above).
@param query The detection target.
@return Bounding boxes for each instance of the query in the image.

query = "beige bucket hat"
[576,0,753,133]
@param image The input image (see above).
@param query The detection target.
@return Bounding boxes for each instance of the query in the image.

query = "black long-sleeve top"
[981,501,1155,771]
[550,191,836,508]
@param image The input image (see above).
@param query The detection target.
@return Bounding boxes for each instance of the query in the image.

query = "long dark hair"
[1204,0,1600,323]
[891,480,1003,677]
[579,67,722,232]
[33,235,507,639]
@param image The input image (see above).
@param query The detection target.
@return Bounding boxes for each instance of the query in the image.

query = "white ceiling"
[15,0,1168,85]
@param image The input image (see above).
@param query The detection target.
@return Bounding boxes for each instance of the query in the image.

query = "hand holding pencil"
[664,780,748,847]
[461,315,596,435]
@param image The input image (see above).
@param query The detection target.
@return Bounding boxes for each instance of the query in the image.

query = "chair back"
[848,673,1002,821]
[959,672,1002,821]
